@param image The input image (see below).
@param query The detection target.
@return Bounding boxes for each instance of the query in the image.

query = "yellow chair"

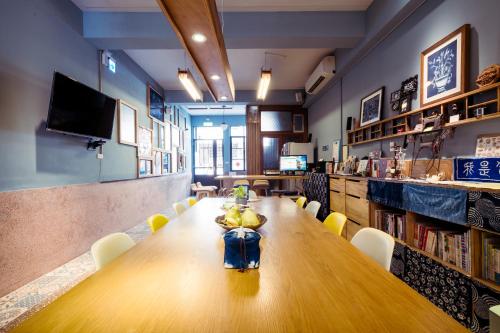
[147,214,169,233]
[173,202,187,216]
[91,233,135,270]
[296,196,307,208]
[323,212,347,236]
[188,197,197,206]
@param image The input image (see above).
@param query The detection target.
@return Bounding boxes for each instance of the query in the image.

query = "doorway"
[193,126,223,186]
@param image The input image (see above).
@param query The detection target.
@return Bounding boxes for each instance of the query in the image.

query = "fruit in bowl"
[216,207,267,230]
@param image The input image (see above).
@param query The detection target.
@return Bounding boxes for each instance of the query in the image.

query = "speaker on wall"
[346,117,353,131]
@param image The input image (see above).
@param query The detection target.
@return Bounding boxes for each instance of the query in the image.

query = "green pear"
[241,208,260,227]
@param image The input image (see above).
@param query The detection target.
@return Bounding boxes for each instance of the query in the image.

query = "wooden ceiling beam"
[156,0,236,102]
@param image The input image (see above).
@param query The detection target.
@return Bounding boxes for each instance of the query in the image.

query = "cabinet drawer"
[330,191,345,214]
[346,220,363,241]
[345,195,369,227]
[345,179,367,198]
[329,177,345,193]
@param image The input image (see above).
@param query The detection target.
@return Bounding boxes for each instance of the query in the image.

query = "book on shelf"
[413,222,471,273]
[482,236,500,284]
[374,210,406,241]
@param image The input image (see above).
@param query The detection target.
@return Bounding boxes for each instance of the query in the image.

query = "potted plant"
[233,186,248,205]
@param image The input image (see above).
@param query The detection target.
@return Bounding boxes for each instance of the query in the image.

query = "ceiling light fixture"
[257,69,272,100]
[210,74,220,81]
[191,33,207,43]
[221,105,229,131]
[219,95,227,101]
[178,69,203,102]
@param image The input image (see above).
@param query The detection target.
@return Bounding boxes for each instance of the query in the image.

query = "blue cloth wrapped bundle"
[223,228,261,270]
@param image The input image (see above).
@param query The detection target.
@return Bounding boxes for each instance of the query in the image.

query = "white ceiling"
[72,0,372,12]
[183,104,246,116]
[125,48,333,91]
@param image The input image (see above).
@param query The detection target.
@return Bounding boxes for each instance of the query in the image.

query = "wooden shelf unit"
[348,82,500,146]
[370,201,473,276]
[471,226,500,292]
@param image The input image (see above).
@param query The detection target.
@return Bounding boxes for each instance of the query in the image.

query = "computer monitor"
[279,155,307,172]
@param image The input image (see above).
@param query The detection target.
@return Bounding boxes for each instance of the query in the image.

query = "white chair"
[173,202,187,216]
[304,200,321,218]
[350,228,395,271]
[249,190,258,199]
[91,233,135,270]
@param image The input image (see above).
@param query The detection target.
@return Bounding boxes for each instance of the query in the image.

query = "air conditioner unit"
[305,56,335,95]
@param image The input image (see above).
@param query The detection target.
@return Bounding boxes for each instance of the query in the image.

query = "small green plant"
[233,186,246,199]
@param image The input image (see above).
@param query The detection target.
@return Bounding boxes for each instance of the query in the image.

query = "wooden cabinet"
[329,176,369,239]
[330,190,345,214]
[346,220,363,241]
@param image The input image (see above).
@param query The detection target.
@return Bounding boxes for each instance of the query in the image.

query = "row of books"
[483,236,500,284]
[374,210,406,241]
[413,222,471,273]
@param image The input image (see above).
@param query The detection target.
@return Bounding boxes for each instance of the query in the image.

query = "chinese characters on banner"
[454,158,500,182]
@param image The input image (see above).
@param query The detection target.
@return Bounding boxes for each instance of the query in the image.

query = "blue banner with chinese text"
[454,157,500,183]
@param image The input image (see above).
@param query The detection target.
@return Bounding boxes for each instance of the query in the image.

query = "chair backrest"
[305,201,321,218]
[146,214,169,233]
[323,212,347,236]
[173,202,187,216]
[248,190,257,199]
[91,233,135,270]
[188,197,197,206]
[234,179,250,186]
[350,228,395,271]
[296,196,307,208]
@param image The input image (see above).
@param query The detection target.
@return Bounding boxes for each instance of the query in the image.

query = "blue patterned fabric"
[223,229,261,269]
[402,184,467,225]
[368,180,404,209]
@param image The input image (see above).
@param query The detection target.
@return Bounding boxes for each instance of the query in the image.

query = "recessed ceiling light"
[191,33,207,43]
[220,96,228,101]
[210,74,220,81]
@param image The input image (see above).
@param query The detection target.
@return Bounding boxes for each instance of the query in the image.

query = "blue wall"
[309,0,500,160]
[190,115,246,174]
[0,0,191,192]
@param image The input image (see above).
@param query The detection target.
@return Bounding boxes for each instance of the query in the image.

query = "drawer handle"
[346,193,361,199]
[347,179,360,183]
[331,190,340,193]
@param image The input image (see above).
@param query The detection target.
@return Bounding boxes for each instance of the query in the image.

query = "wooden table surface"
[11,198,467,332]
[214,174,305,180]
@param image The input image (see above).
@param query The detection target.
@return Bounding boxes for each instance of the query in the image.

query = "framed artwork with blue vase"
[420,24,469,106]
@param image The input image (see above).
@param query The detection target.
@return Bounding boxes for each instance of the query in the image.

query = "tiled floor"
[0,209,173,332]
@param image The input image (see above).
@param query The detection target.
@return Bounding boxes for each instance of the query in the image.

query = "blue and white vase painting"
[421,25,468,106]
[427,39,457,98]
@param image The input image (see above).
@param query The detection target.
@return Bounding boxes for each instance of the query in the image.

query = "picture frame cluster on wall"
[360,87,384,127]
[117,85,188,178]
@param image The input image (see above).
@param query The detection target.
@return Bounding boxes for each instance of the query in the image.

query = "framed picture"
[117,100,138,146]
[171,148,178,173]
[172,126,180,147]
[400,95,412,113]
[137,126,153,157]
[475,134,500,157]
[360,87,384,127]
[292,114,305,133]
[153,150,162,176]
[138,158,153,178]
[165,123,171,151]
[152,121,159,149]
[162,152,171,174]
[148,85,165,123]
[420,24,469,106]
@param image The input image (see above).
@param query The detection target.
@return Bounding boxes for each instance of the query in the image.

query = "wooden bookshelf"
[348,82,500,146]
[471,227,500,291]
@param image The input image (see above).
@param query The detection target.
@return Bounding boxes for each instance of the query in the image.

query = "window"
[260,111,292,132]
[230,126,246,171]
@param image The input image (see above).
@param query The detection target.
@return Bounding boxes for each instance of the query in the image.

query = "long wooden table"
[11,198,467,332]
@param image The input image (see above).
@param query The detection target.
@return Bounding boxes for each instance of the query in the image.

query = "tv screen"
[280,155,307,171]
[46,72,116,140]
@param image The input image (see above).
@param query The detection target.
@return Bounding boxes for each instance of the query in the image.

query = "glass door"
[193,127,223,186]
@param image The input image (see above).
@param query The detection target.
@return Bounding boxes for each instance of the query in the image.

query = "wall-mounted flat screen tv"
[279,155,307,171]
[46,72,116,140]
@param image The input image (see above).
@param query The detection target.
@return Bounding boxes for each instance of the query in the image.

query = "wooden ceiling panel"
[156,0,235,102]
